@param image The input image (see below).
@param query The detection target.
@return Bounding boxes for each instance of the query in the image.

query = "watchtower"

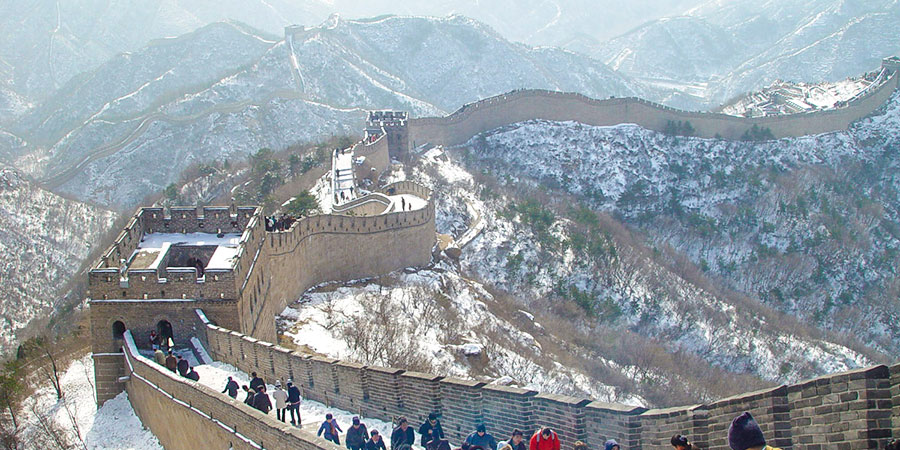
[367,111,409,159]
[883,56,900,75]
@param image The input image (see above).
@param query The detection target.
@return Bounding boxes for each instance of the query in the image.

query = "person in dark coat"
[286,380,302,426]
[466,424,497,450]
[243,386,255,406]
[366,430,387,450]
[728,412,777,450]
[346,416,370,450]
[419,413,444,447]
[249,372,265,392]
[672,434,696,450]
[252,386,272,414]
[317,413,343,445]
[390,417,415,450]
[185,367,199,381]
[222,376,239,398]
[164,351,177,373]
[499,430,527,450]
[176,355,189,376]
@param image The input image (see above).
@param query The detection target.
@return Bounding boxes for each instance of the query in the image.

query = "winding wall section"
[407,72,900,145]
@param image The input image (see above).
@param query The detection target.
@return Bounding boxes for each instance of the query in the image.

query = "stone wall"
[120,330,343,450]
[407,72,900,147]
[203,321,900,450]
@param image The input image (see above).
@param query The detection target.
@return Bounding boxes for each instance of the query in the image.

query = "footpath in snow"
[193,361,424,450]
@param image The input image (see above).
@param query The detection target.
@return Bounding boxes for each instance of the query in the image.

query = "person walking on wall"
[185,366,199,382]
[604,440,620,450]
[176,355,189,377]
[672,434,697,450]
[272,381,288,422]
[249,372,265,392]
[252,385,272,414]
[164,350,177,373]
[390,417,415,450]
[573,442,587,450]
[318,413,343,445]
[419,413,444,447]
[366,430,387,450]
[153,347,165,366]
[499,430,527,450]
[466,424,497,450]
[287,380,302,426]
[728,412,781,450]
[243,386,255,406]
[346,416,370,450]
[529,428,560,450]
[222,376,239,399]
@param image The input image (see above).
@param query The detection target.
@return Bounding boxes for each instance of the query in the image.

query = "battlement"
[885,56,900,75]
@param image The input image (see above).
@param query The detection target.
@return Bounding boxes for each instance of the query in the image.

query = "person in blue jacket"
[466,424,497,450]
[318,413,343,445]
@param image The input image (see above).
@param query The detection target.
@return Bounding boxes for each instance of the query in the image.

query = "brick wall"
[202,322,900,450]
[120,331,343,450]
[408,72,900,147]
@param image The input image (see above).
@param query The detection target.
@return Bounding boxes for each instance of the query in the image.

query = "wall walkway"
[120,329,342,450]
[201,320,900,450]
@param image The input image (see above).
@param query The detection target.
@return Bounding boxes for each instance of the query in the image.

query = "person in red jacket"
[529,428,560,450]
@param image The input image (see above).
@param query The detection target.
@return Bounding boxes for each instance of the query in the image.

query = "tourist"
[252,385,272,414]
[272,381,288,422]
[573,442,587,450]
[249,372,265,392]
[222,376,239,399]
[366,430,387,450]
[185,367,199,382]
[153,347,165,366]
[428,439,452,450]
[499,430,527,450]
[346,416,370,450]
[418,412,444,446]
[728,412,779,450]
[401,197,406,211]
[176,355,189,376]
[390,417,415,450]
[149,330,159,350]
[466,424,497,450]
[672,434,696,450]
[243,385,255,406]
[529,428,559,450]
[287,380,302,426]
[317,413,343,445]
[164,351,177,373]
[604,440,620,450]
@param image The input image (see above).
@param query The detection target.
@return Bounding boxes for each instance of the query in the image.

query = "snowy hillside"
[463,89,900,361]
[0,167,115,354]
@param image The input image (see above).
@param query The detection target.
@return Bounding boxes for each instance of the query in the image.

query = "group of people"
[153,348,199,382]
[265,214,296,232]
[222,372,304,426]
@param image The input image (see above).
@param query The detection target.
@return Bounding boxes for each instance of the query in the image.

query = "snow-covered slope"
[464,89,900,361]
[0,167,115,354]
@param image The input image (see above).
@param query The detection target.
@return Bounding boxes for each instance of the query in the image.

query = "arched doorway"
[112,321,126,340]
[157,320,174,350]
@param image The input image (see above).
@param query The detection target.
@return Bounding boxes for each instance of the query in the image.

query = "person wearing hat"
[366,430,387,450]
[466,424,498,450]
[499,430,527,450]
[391,417,415,450]
[347,416,370,450]
[728,412,781,450]
[272,381,288,422]
[603,440,619,450]
[286,380,302,426]
[671,434,695,450]
[530,428,560,450]
[419,412,445,447]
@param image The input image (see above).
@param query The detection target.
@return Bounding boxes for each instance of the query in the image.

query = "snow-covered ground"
[193,360,422,448]
[18,355,161,450]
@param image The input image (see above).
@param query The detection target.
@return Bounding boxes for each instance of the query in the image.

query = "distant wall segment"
[203,320,900,450]
[408,72,900,145]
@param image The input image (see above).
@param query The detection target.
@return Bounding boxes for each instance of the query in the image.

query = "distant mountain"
[595,0,900,106]
[0,166,115,353]
[6,15,639,208]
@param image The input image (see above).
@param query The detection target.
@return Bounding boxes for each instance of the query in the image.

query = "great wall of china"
[88,60,900,449]
[406,60,900,147]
